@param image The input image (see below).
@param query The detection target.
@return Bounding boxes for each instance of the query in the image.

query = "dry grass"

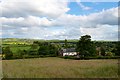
[2,57,118,78]
[0,60,2,79]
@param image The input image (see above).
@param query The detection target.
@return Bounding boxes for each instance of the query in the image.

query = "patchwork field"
[2,57,118,78]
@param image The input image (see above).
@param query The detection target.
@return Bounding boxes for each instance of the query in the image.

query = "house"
[96,47,101,56]
[59,48,78,56]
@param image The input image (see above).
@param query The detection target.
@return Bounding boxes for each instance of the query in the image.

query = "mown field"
[2,57,118,78]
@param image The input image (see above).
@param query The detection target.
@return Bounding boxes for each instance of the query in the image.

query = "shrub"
[22,55,39,59]
[2,46,13,59]
[105,52,114,56]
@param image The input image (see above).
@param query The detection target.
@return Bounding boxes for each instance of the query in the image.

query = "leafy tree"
[37,42,59,56]
[112,41,120,56]
[100,46,106,56]
[28,49,38,55]
[13,49,23,59]
[21,50,27,55]
[2,46,13,59]
[28,43,39,55]
[49,44,59,56]
[76,35,96,58]
[105,52,114,56]
[30,44,39,50]
[64,39,68,48]
[38,45,49,55]
[33,41,39,44]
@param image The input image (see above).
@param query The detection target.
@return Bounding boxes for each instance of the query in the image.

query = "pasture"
[2,44,31,54]
[2,57,118,78]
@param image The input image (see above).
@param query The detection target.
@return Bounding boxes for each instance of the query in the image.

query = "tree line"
[2,35,120,60]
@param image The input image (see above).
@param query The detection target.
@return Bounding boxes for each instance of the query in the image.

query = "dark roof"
[62,48,76,53]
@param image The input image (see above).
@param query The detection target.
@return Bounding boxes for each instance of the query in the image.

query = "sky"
[0,0,119,41]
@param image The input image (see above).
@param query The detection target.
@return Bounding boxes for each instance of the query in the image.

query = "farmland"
[2,57,118,78]
[1,38,119,78]
[1,1,119,79]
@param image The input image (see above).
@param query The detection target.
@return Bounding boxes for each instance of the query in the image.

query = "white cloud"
[1,0,70,18]
[1,16,56,28]
[75,0,92,10]
[54,7,118,28]
[0,31,2,37]
[0,0,118,40]
[80,24,118,41]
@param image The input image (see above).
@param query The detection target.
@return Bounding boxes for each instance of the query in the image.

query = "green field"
[2,57,118,78]
[2,44,31,54]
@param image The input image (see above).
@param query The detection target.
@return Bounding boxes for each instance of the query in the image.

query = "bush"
[12,54,23,59]
[105,52,114,56]
[4,53,13,59]
[86,56,120,59]
[2,46,13,59]
[63,56,76,59]
[22,55,40,59]
[39,55,46,58]
[62,56,120,60]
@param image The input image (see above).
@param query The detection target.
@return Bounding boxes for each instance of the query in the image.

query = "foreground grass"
[2,57,118,78]
[0,60,2,79]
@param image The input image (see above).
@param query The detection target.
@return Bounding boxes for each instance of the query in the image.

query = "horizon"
[1,37,118,41]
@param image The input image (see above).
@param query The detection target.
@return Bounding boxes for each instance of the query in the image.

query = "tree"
[76,35,96,58]
[37,42,59,56]
[112,41,120,56]
[13,49,23,59]
[105,52,114,56]
[38,45,49,55]
[2,46,13,59]
[28,43,39,55]
[49,44,59,56]
[64,39,68,48]
[30,44,39,50]
[100,46,106,56]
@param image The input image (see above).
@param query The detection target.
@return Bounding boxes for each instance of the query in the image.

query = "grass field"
[2,57,118,78]
[2,44,31,54]
[0,60,2,79]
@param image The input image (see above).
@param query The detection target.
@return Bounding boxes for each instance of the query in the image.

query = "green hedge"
[86,56,120,59]
[62,56,120,60]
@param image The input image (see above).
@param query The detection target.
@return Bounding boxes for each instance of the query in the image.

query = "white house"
[60,48,78,56]
[63,52,77,56]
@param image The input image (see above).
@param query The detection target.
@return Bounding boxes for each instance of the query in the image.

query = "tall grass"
[0,60,3,79]
[2,57,118,78]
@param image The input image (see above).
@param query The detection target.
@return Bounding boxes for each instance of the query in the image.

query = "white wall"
[63,52,77,56]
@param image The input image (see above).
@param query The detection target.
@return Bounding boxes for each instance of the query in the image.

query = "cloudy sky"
[0,0,119,40]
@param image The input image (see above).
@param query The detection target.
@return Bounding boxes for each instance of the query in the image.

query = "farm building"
[59,48,78,56]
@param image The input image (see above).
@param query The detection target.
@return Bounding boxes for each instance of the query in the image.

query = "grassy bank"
[2,57,118,78]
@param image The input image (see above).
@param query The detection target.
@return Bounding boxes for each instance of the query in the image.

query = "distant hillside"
[1,38,118,45]
[2,38,34,45]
